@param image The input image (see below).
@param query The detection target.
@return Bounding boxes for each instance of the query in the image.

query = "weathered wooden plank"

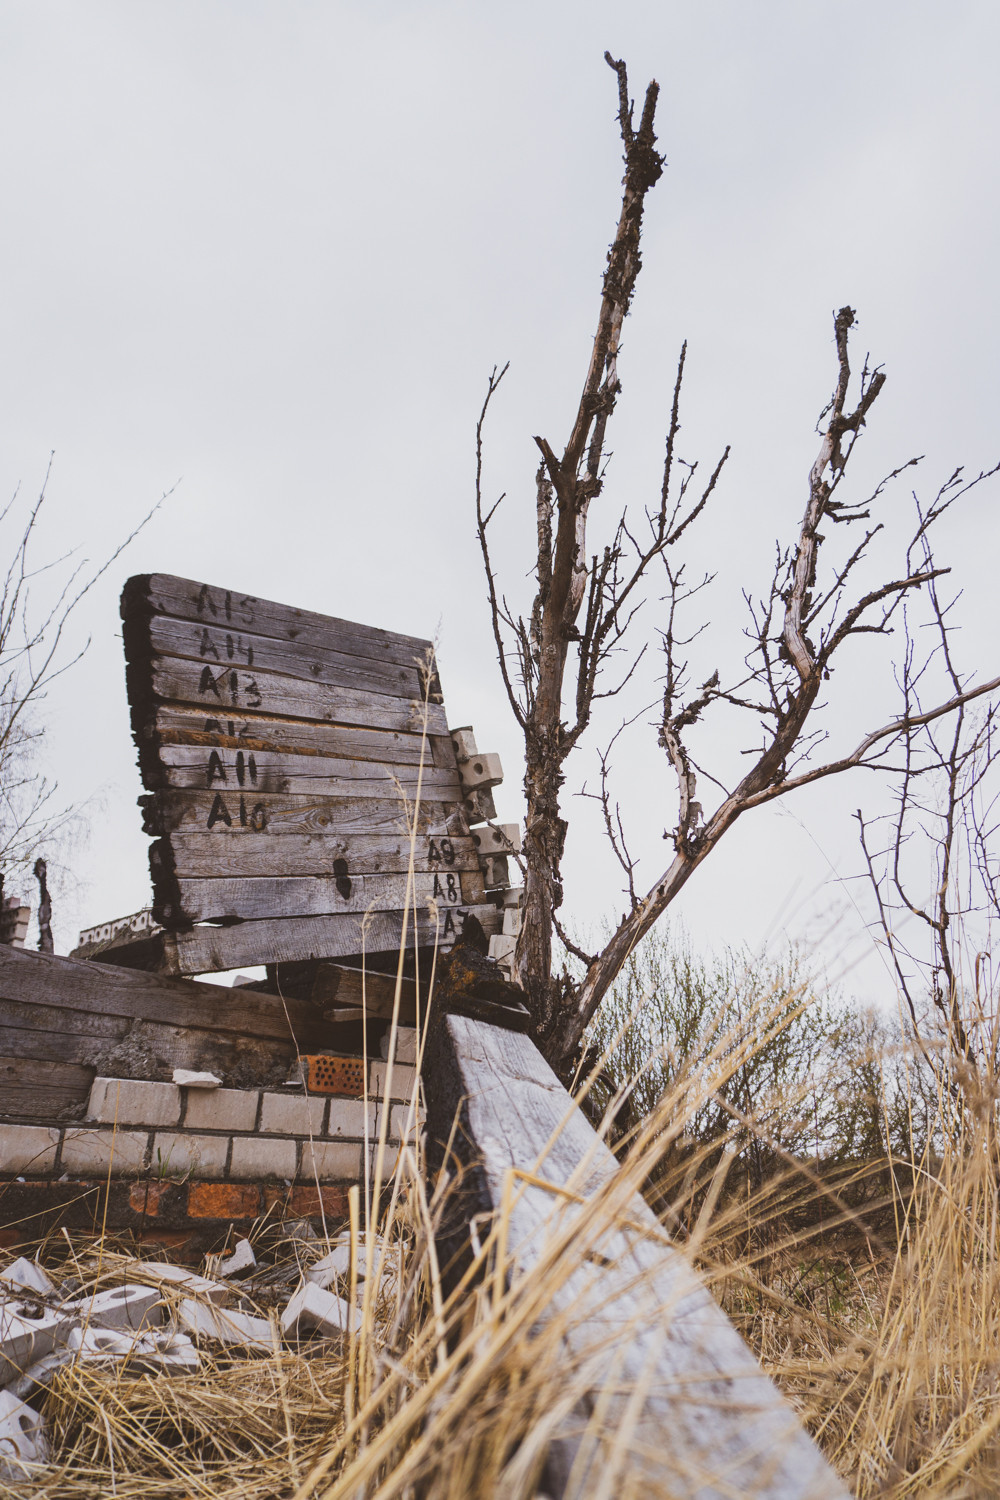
[142,790,462,839]
[149,654,448,734]
[0,946,318,1041]
[425,1015,849,1500]
[168,870,488,923]
[138,573,435,670]
[147,904,502,975]
[148,615,426,700]
[0,1054,95,1120]
[151,705,436,765]
[156,743,461,798]
[159,832,481,879]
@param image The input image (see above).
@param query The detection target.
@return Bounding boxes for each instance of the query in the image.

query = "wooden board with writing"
[122,574,499,972]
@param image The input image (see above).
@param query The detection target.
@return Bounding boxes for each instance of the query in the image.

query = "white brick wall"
[301,1140,363,1180]
[152,1132,228,1179]
[0,1124,60,1173]
[60,1129,149,1175]
[229,1135,297,1181]
[369,1061,418,1102]
[183,1086,258,1132]
[88,1078,180,1127]
[326,1099,375,1138]
[259,1092,325,1136]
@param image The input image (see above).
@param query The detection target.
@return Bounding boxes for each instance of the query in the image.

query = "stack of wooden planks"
[116,575,502,974]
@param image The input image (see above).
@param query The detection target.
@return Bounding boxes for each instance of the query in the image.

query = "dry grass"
[8,998,1000,1497]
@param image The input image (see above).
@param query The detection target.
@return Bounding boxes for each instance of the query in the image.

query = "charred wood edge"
[423,1013,849,1499]
[422,1009,496,1305]
[121,574,186,928]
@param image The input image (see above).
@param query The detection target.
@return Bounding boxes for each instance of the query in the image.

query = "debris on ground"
[0,1226,406,1490]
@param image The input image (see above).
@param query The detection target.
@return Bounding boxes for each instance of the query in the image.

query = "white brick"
[379,1027,417,1065]
[0,1125,60,1174]
[325,1098,375,1138]
[183,1087,258,1132]
[388,1104,425,1144]
[177,1299,272,1351]
[281,1280,357,1340]
[366,1142,401,1180]
[301,1140,363,1181]
[130,1263,228,1304]
[60,1129,148,1175]
[88,1078,180,1127]
[228,1135,296,1180]
[259,1092,325,1136]
[61,1283,163,1332]
[152,1132,228,1180]
[368,1061,418,1102]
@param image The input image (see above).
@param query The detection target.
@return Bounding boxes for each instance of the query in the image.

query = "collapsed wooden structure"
[0,574,848,1495]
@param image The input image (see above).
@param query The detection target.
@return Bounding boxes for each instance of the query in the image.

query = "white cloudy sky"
[1,1,997,999]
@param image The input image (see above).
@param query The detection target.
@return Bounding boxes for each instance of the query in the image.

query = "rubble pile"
[0,1231,401,1488]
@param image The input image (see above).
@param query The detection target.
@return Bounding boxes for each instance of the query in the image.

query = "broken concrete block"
[68,1324,201,1375]
[61,1283,163,1332]
[177,1299,272,1352]
[280,1280,358,1341]
[449,725,478,762]
[130,1263,229,1304]
[0,1300,73,1386]
[0,1389,48,1483]
[472,822,523,855]
[305,1241,353,1287]
[0,1258,55,1299]
[8,1349,76,1403]
[219,1239,256,1279]
[458,751,503,791]
[172,1069,221,1088]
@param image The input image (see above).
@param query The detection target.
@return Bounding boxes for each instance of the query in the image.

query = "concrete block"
[379,1028,417,1066]
[68,1324,201,1375]
[130,1263,229,1305]
[59,1128,148,1176]
[0,1300,73,1385]
[0,1125,60,1175]
[0,1389,48,1482]
[177,1299,272,1352]
[472,822,522,855]
[449,726,478,761]
[61,1283,163,1332]
[305,1241,352,1287]
[325,1098,376,1138]
[479,853,510,889]
[259,1092,325,1136]
[87,1077,181,1127]
[458,751,503,790]
[152,1131,229,1180]
[368,1060,418,1102]
[228,1135,296,1181]
[281,1280,357,1341]
[301,1140,363,1181]
[218,1238,256,1278]
[0,1258,55,1298]
[184,1086,258,1133]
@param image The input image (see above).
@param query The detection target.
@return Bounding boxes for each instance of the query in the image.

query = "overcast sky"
[1,1,997,999]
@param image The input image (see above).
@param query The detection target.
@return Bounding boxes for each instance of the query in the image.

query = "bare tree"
[475,54,999,1073]
[0,459,166,902]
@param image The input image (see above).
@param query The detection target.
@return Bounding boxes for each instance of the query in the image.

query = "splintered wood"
[121,574,500,973]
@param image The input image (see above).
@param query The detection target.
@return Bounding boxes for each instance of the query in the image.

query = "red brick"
[187,1183,259,1219]
[0,1229,24,1248]
[129,1181,173,1217]
[135,1229,196,1255]
[289,1185,349,1219]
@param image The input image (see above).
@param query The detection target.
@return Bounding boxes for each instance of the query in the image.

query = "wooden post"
[424,1013,849,1499]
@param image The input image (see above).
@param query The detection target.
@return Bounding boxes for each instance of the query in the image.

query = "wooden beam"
[424,1015,849,1500]
[101,904,501,975]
